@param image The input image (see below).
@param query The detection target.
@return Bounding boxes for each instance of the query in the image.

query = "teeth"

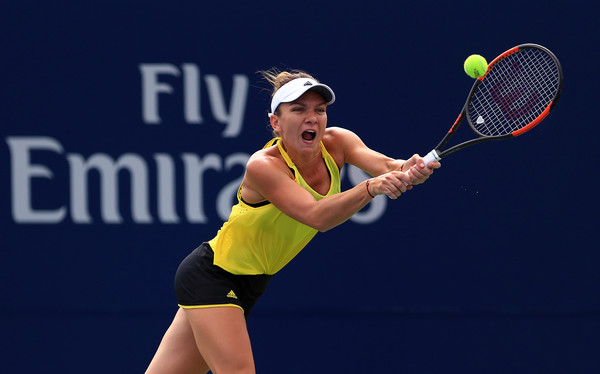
[302,130,316,141]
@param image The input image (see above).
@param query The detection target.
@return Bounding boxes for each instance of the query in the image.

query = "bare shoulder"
[241,146,295,203]
[324,126,365,147]
[323,127,367,166]
[324,126,358,140]
[246,146,292,179]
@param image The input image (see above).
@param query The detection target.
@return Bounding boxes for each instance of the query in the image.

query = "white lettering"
[6,136,250,224]
[139,64,180,124]
[6,137,389,225]
[154,153,179,223]
[6,137,66,223]
[139,64,248,137]
[182,153,222,223]
[67,153,152,224]
[204,74,248,138]
[182,64,202,124]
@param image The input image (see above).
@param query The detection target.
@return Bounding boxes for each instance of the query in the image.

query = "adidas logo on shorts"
[227,290,238,299]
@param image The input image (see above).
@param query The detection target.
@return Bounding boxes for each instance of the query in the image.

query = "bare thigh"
[184,306,255,374]
[146,308,210,374]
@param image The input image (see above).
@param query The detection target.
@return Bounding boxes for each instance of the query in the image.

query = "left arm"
[323,127,440,185]
[324,127,402,175]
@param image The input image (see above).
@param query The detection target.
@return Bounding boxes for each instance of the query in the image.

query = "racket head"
[465,44,564,138]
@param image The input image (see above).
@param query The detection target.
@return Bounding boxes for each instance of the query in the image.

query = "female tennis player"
[146,69,441,373]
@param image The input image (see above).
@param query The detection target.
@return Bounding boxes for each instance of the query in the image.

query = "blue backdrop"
[2,1,599,373]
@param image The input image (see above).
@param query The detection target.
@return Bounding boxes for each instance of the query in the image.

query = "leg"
[184,306,256,374]
[146,308,210,374]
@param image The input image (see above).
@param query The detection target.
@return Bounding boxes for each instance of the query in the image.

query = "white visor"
[270,78,335,114]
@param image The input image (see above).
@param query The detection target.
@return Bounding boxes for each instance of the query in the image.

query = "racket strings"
[469,48,561,137]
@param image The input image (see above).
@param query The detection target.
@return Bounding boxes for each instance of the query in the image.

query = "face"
[270,90,328,154]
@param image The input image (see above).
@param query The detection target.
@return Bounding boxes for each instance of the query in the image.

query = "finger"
[407,167,432,185]
[383,186,400,199]
[414,169,432,181]
[413,162,432,172]
[404,154,420,170]
[424,161,441,169]
[386,179,407,195]
[411,164,434,177]
[400,174,412,187]
[384,176,407,196]
[406,169,422,185]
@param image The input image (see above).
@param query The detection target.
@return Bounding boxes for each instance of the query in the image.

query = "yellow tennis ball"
[463,54,488,78]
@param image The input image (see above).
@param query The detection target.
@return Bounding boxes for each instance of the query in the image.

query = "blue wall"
[2,1,599,373]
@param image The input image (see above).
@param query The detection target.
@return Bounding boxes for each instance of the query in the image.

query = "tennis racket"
[419,43,563,166]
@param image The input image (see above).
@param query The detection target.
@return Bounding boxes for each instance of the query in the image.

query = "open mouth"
[302,130,316,141]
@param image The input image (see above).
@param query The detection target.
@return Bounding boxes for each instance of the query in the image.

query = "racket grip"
[422,149,441,165]
[402,150,441,186]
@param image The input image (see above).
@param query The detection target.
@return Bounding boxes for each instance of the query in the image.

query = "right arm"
[242,153,410,232]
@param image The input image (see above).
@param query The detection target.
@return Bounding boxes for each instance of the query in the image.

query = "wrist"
[365,179,375,198]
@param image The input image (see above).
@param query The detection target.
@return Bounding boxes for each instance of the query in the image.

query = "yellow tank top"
[208,138,341,275]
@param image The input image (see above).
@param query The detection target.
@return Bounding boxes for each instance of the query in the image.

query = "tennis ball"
[463,54,488,78]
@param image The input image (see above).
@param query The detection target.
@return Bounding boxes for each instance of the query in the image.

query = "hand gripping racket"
[419,43,564,166]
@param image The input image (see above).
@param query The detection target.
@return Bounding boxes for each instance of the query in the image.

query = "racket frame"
[424,43,563,164]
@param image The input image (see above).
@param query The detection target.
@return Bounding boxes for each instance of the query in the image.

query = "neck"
[279,139,322,169]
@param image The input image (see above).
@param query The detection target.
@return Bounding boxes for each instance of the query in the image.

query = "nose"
[305,110,319,123]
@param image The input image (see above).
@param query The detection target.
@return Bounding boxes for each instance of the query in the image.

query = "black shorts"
[174,242,272,319]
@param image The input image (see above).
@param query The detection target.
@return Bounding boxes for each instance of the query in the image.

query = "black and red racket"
[419,43,563,166]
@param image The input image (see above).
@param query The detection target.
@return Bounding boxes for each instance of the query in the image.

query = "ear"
[269,113,280,133]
